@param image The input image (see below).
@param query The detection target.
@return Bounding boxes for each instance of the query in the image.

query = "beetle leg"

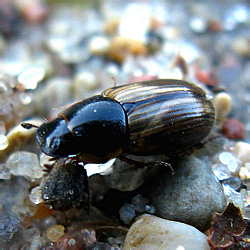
[118,155,175,175]
[43,157,59,174]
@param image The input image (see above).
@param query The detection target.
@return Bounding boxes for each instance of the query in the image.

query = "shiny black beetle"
[23,79,215,164]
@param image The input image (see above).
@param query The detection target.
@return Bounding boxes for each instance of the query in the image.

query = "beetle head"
[36,117,80,158]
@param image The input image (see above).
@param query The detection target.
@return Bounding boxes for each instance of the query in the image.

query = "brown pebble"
[105,18,120,35]
[108,37,147,63]
[207,19,222,32]
[221,118,245,140]
[46,224,65,242]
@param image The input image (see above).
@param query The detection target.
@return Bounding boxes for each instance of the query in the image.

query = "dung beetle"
[22,79,215,165]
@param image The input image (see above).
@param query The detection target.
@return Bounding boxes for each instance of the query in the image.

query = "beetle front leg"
[118,155,175,175]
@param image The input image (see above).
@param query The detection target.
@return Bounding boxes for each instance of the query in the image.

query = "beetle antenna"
[21,123,39,130]
[111,76,117,87]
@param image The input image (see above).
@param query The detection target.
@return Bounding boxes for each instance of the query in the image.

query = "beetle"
[22,79,215,165]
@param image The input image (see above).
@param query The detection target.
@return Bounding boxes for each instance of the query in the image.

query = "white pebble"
[89,36,110,56]
[213,92,231,123]
[124,216,210,249]
[6,151,43,181]
[239,166,250,180]
[232,141,250,164]
[29,186,43,205]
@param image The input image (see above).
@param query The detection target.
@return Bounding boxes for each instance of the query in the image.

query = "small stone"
[130,75,157,83]
[196,70,218,87]
[119,203,136,225]
[222,177,242,191]
[131,194,147,212]
[0,164,11,180]
[29,186,43,205]
[108,36,147,64]
[41,160,89,211]
[222,119,245,140]
[212,163,231,181]
[124,216,210,249]
[108,160,144,191]
[72,71,99,101]
[36,77,72,116]
[145,205,156,214]
[213,92,231,123]
[56,228,96,248]
[6,151,44,180]
[189,16,207,33]
[218,151,239,173]
[89,36,111,56]
[232,141,250,164]
[232,37,249,57]
[20,1,48,24]
[147,155,227,232]
[6,151,43,181]
[222,184,244,209]
[0,209,22,242]
[105,18,120,35]
[30,236,46,249]
[239,166,250,180]
[207,19,223,32]
[46,225,65,242]
[24,227,41,242]
[0,119,43,163]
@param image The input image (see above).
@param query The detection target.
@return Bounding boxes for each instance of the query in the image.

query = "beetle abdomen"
[103,79,215,155]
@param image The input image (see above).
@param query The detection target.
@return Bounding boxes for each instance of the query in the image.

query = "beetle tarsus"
[118,155,175,175]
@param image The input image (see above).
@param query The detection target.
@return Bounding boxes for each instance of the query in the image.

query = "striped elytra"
[103,79,215,156]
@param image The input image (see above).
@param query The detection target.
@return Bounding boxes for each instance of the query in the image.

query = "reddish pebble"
[21,2,48,24]
[130,75,158,83]
[222,118,245,140]
[196,71,218,86]
[207,20,222,32]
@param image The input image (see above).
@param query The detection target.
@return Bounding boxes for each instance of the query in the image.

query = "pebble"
[30,236,46,249]
[232,37,249,57]
[89,36,111,57]
[20,1,48,24]
[0,208,22,243]
[108,36,147,64]
[0,119,43,162]
[213,92,231,123]
[147,155,227,232]
[232,141,250,164]
[6,151,43,181]
[41,160,89,211]
[212,163,231,181]
[72,71,99,101]
[119,203,136,225]
[124,216,210,249]
[108,158,147,191]
[35,77,72,117]
[46,224,65,242]
[17,66,46,90]
[105,18,120,35]
[222,118,245,140]
[222,176,242,191]
[222,184,244,209]
[239,166,250,180]
[29,186,43,205]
